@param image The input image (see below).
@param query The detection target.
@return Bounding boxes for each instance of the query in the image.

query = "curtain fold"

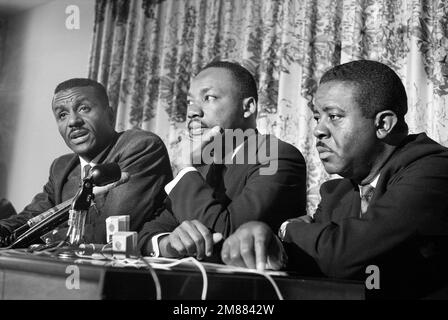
[88,0,448,214]
[0,18,6,74]
[0,18,9,196]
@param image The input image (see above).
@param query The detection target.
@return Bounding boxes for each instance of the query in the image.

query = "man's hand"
[159,220,223,260]
[179,126,222,170]
[221,221,285,271]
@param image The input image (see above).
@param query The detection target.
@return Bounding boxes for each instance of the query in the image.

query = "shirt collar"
[214,129,257,162]
[370,175,380,188]
[231,142,245,160]
[212,140,245,163]
[79,144,111,177]
[358,174,380,198]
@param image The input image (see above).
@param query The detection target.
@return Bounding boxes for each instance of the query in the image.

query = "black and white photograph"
[0,0,447,305]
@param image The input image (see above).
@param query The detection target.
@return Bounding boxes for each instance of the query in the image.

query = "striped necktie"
[360,184,375,217]
[83,164,92,180]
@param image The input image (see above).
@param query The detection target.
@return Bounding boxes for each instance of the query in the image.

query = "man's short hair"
[199,60,258,103]
[320,60,408,132]
[54,78,109,108]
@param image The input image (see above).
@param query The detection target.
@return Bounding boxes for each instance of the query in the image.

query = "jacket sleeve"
[283,155,448,279]
[0,161,58,233]
[167,142,306,237]
[137,202,179,256]
[93,132,173,241]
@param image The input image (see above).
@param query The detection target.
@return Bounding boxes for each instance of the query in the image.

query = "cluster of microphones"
[0,163,129,250]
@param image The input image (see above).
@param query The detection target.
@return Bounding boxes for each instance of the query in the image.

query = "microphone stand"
[68,177,94,245]
[2,163,125,251]
[57,175,94,259]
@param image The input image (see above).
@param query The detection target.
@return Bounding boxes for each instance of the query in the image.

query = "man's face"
[52,86,115,162]
[313,81,378,180]
[187,67,244,138]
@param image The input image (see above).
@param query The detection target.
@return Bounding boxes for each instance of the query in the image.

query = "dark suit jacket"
[139,133,307,256]
[0,129,173,244]
[284,133,448,298]
[0,199,16,219]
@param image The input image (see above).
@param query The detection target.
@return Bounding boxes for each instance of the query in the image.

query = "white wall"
[0,0,95,211]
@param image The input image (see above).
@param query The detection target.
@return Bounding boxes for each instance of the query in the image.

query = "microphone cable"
[238,268,284,300]
[139,256,162,300]
[144,256,209,300]
[144,257,284,300]
[71,243,162,301]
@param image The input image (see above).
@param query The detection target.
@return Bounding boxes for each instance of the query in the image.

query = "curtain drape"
[88,0,448,215]
[0,18,6,69]
[0,18,9,196]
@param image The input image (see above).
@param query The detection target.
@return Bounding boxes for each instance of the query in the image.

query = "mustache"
[187,119,208,129]
[69,127,89,139]
[316,141,332,151]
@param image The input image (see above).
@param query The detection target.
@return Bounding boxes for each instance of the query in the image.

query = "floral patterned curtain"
[88,0,448,215]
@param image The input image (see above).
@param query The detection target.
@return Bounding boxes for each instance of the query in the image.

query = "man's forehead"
[190,68,237,91]
[313,82,364,116]
[315,81,358,103]
[52,86,96,106]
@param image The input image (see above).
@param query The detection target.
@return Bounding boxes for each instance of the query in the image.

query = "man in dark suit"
[221,60,448,298]
[138,61,307,261]
[0,78,172,245]
[0,199,16,220]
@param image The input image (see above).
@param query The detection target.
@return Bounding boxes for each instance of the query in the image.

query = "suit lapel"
[198,164,212,180]
[56,155,80,204]
[329,181,361,220]
[96,131,120,164]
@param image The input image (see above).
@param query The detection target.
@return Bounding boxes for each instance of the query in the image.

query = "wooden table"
[0,249,365,300]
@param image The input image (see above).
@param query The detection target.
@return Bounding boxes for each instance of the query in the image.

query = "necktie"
[83,164,92,180]
[206,163,228,203]
[360,184,375,217]
[207,163,225,189]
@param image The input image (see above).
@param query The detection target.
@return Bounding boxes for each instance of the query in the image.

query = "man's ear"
[375,110,398,139]
[242,97,257,118]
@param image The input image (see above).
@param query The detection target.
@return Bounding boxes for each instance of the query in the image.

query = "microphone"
[12,170,130,237]
[15,165,129,232]
[88,163,122,186]
[91,171,130,195]
[8,163,129,248]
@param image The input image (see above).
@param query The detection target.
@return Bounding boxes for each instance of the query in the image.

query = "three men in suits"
[138,61,307,261]
[0,78,173,245]
[221,60,448,298]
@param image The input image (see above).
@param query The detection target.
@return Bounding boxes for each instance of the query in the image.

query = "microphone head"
[90,163,121,186]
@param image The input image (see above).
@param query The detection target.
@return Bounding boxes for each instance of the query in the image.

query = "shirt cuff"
[278,220,290,241]
[164,167,198,195]
[266,235,288,270]
[149,232,171,257]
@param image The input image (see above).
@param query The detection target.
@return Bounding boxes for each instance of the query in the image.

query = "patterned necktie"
[360,184,375,217]
[83,164,92,180]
